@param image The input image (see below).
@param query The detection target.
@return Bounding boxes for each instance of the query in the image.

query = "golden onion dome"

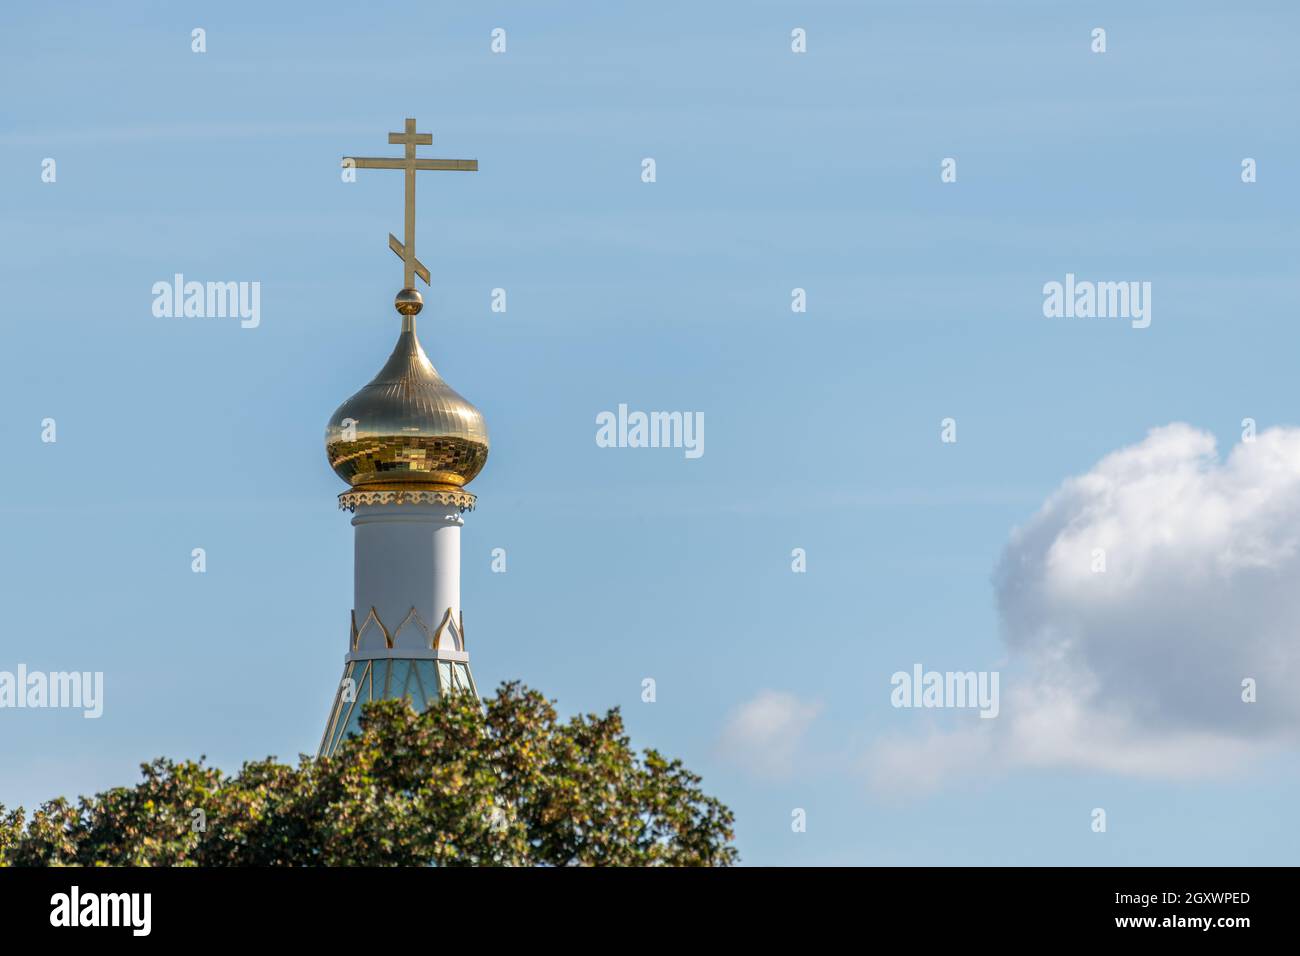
[325,314,488,490]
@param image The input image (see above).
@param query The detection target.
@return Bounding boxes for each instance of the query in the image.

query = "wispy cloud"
[717,690,822,781]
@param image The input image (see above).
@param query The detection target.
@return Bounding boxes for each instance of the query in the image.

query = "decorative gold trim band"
[351,604,464,652]
[339,488,477,512]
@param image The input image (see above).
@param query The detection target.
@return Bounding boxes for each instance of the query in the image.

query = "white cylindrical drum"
[351,502,463,652]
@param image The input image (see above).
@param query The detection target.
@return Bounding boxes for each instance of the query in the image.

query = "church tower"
[318,119,486,757]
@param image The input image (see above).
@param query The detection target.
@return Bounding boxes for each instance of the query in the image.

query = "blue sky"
[2,0,1298,864]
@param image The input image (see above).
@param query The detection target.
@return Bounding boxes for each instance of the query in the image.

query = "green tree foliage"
[0,682,737,867]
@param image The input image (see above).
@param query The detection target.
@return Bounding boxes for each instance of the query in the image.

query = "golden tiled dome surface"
[325,321,488,489]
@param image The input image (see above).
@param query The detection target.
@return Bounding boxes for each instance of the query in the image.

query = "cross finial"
[343,118,477,319]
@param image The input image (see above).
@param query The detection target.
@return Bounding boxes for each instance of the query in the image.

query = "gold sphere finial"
[395,288,423,316]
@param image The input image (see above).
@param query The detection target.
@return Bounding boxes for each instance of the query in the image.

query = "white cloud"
[717,690,822,780]
[868,424,1300,793]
